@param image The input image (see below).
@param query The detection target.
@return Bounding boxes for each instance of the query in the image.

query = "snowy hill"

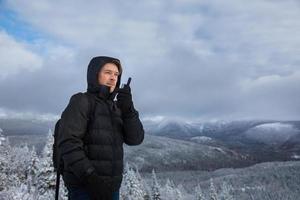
[145,118,274,140]
[145,119,300,162]
[0,118,54,136]
[147,118,199,138]
[142,160,300,200]
[145,119,300,144]
[280,133,300,159]
[190,136,213,143]
[3,116,300,170]
[124,134,248,172]
[1,128,299,200]
[243,122,299,145]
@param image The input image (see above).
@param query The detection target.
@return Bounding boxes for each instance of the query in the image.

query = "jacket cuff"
[122,106,138,119]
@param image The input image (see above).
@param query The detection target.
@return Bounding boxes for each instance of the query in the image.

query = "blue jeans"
[67,187,119,200]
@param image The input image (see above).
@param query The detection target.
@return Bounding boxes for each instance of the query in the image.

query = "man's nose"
[110,75,117,81]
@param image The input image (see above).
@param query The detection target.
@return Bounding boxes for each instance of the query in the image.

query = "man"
[57,56,144,200]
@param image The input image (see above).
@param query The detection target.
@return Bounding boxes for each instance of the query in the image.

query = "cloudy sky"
[0,0,299,121]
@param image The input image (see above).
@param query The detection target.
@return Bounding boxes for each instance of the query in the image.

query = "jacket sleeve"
[122,109,144,146]
[57,93,95,181]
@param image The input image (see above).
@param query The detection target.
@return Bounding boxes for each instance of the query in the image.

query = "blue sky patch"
[0,4,43,42]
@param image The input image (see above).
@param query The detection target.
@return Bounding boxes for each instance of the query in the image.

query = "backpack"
[52,92,96,200]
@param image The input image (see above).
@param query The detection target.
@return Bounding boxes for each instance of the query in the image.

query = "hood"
[87,56,122,98]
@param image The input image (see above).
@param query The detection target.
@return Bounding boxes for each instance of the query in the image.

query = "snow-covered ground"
[1,118,300,199]
[1,129,300,200]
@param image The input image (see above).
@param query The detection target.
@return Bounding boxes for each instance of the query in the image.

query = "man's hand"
[116,84,135,116]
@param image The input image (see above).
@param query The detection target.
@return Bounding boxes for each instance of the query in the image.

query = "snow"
[156,118,187,130]
[254,122,295,131]
[142,115,165,123]
[0,128,5,146]
[191,136,212,143]
[2,118,300,199]
[244,122,299,145]
[0,109,59,122]
[0,129,242,200]
[291,154,300,159]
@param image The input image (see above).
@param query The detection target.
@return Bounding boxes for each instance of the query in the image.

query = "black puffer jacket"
[57,56,144,191]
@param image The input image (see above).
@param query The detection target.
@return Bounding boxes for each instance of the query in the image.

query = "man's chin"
[104,84,114,92]
[109,87,115,93]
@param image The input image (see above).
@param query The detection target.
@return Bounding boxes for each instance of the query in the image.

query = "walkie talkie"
[121,77,131,88]
[126,77,131,86]
[115,77,132,101]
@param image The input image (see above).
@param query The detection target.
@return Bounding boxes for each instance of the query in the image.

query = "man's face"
[98,63,119,93]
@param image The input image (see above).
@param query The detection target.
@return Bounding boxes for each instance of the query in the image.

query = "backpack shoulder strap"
[83,92,96,122]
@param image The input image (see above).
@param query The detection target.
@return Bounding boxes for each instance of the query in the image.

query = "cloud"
[0,35,84,114]
[0,0,299,120]
[238,70,300,120]
[0,107,59,122]
[0,30,42,79]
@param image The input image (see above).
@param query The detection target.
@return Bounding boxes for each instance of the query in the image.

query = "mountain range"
[1,117,300,171]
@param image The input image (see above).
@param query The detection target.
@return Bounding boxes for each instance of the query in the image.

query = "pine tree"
[15,145,34,182]
[134,165,150,199]
[0,128,5,145]
[209,178,218,200]
[121,163,131,199]
[6,183,38,200]
[36,130,56,197]
[163,179,174,199]
[36,129,68,200]
[162,179,182,200]
[22,146,41,199]
[122,163,145,200]
[195,184,204,200]
[0,130,42,199]
[0,129,10,191]
[174,186,183,200]
[6,143,35,188]
[219,182,234,200]
[26,146,40,192]
[151,169,161,200]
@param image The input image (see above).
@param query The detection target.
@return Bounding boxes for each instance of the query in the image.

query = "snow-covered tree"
[36,129,67,200]
[121,163,146,200]
[219,182,234,200]
[151,169,161,200]
[195,184,204,200]
[134,165,151,200]
[0,128,5,145]
[0,129,10,191]
[0,128,70,199]
[209,178,218,200]
[26,146,40,192]
[161,179,182,200]
[162,179,175,199]
[9,145,36,184]
[174,184,183,200]
[177,184,186,200]
[5,183,38,200]
[0,129,42,199]
[1,143,37,191]
[36,130,56,197]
